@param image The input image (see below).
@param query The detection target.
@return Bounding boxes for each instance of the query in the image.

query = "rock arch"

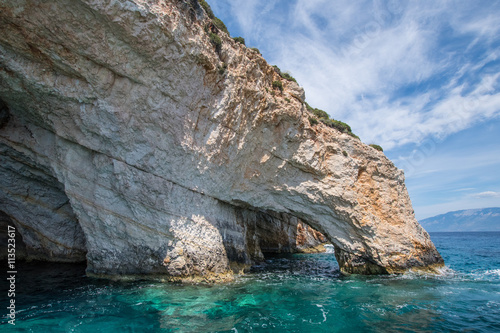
[0,0,443,281]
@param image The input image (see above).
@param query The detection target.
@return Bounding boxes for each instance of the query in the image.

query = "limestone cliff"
[0,0,443,281]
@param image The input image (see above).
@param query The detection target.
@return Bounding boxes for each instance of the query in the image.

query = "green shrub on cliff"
[369,144,383,152]
[309,117,318,126]
[305,102,358,139]
[281,72,297,83]
[233,36,245,45]
[305,103,329,120]
[349,132,360,140]
[198,0,229,35]
[312,109,329,120]
[198,0,215,19]
[212,17,229,35]
[321,118,352,134]
[272,65,297,82]
[272,80,283,92]
[209,32,222,52]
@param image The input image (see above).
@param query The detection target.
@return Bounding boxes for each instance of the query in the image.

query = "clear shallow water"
[2,232,500,332]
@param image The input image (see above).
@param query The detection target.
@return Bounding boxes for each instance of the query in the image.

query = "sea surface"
[2,232,500,332]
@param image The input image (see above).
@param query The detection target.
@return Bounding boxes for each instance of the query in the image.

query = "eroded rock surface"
[0,0,443,281]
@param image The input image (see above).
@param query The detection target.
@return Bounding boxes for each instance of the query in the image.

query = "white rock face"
[0,0,443,281]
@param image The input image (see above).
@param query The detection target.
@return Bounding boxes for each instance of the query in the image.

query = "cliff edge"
[0,0,443,281]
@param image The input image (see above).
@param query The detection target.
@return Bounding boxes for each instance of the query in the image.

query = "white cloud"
[472,191,500,199]
[453,188,476,192]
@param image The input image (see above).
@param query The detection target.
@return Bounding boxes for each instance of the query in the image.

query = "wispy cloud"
[212,0,500,150]
[472,191,500,199]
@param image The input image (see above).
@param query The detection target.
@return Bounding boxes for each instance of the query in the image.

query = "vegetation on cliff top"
[198,0,228,34]
[232,36,245,45]
[272,65,297,83]
[198,0,214,18]
[369,144,384,152]
[250,47,261,54]
[305,102,359,139]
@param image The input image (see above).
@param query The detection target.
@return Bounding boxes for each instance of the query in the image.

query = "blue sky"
[206,0,500,219]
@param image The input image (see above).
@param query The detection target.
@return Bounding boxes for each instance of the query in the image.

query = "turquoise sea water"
[2,232,500,332]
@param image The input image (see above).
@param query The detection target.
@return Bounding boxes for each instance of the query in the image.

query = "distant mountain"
[420,207,500,232]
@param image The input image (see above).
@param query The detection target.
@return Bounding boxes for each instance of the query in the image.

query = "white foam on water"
[468,268,500,281]
[393,266,458,281]
[316,304,328,322]
[324,244,335,254]
[484,269,500,277]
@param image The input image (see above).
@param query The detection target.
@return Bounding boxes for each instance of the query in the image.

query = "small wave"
[484,269,500,277]
[433,266,458,278]
[413,267,500,282]
[469,268,500,281]
[389,266,458,280]
[411,266,500,282]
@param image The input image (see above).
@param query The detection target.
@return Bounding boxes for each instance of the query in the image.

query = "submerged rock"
[0,0,443,281]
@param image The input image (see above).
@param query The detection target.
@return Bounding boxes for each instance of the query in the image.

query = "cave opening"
[244,210,338,275]
[246,214,341,279]
[0,144,88,265]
